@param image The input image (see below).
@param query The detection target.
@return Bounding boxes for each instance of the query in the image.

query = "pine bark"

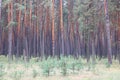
[0,0,1,19]
[8,0,13,60]
[103,0,112,64]
[52,0,55,56]
[0,0,2,54]
[60,0,64,55]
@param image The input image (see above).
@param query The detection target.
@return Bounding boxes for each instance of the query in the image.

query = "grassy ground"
[0,55,120,80]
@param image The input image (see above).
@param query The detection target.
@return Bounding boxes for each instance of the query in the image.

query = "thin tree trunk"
[0,0,1,19]
[60,0,64,55]
[23,0,29,61]
[8,0,13,60]
[0,0,2,54]
[52,0,55,56]
[91,36,96,64]
[16,0,22,57]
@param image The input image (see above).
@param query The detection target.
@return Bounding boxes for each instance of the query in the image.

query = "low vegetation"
[0,55,120,80]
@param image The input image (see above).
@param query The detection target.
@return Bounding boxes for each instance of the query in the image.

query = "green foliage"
[0,63,6,78]
[41,0,52,8]
[64,56,84,74]
[14,3,25,11]
[105,61,111,68]
[2,0,11,8]
[74,60,84,71]
[10,70,24,80]
[67,57,76,73]
[57,56,84,75]
[32,69,38,78]
[41,57,55,76]
[32,15,37,20]
[7,21,17,28]
[100,59,111,68]
[87,60,96,71]
[24,62,30,69]
[30,57,39,64]
[0,56,119,80]
[0,55,8,63]
[60,61,67,76]
[59,56,68,76]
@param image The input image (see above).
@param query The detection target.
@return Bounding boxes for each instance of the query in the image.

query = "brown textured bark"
[23,0,29,61]
[60,0,64,55]
[16,0,22,57]
[104,0,112,64]
[52,0,55,56]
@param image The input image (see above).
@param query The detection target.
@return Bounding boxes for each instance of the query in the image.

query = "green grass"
[0,55,120,80]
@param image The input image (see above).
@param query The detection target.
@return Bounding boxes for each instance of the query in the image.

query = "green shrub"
[11,71,24,80]
[59,56,68,76]
[105,62,111,68]
[67,57,76,73]
[0,63,6,78]
[24,62,30,69]
[67,56,84,74]
[32,69,38,78]
[102,59,111,68]
[75,61,84,71]
[41,57,55,76]
[30,57,39,64]
[0,55,8,63]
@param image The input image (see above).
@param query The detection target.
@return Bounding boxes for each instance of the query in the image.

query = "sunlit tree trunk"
[16,0,22,57]
[52,0,55,56]
[103,0,112,64]
[60,0,64,55]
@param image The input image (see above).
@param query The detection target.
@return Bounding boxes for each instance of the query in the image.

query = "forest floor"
[0,56,120,80]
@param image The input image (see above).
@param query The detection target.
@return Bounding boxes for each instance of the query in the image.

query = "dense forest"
[0,0,120,64]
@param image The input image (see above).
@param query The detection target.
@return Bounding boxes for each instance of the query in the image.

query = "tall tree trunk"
[52,0,55,56]
[23,0,29,61]
[28,0,32,57]
[0,0,1,19]
[8,0,13,60]
[103,0,112,64]
[0,0,2,54]
[60,0,64,55]
[36,0,39,57]
[16,0,22,57]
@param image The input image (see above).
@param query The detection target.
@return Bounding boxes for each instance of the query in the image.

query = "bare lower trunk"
[52,0,55,56]
[8,27,12,60]
[60,0,64,55]
[0,0,1,54]
[0,0,1,19]
[103,0,112,64]
[8,1,13,60]
[24,36,29,61]
[92,38,95,64]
